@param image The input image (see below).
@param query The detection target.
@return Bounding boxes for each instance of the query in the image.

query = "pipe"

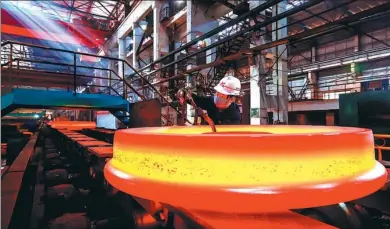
[136,0,323,79]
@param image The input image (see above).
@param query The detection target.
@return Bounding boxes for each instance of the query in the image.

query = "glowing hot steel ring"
[104,125,387,213]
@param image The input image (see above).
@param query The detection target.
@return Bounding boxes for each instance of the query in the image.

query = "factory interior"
[1,0,390,228]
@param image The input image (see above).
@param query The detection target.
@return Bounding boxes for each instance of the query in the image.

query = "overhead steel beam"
[135,0,323,79]
[109,0,122,19]
[97,1,112,15]
[302,2,390,48]
[135,0,284,73]
[74,1,91,10]
[49,1,114,20]
[291,3,390,43]
[251,1,390,52]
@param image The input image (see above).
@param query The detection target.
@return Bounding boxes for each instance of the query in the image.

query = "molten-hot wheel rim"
[104,125,388,213]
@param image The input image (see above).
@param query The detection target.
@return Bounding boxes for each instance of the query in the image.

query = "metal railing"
[1,40,190,125]
[288,47,390,75]
[374,134,390,162]
[264,76,389,101]
[374,134,390,191]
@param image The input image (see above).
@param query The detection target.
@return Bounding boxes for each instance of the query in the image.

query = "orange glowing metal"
[104,125,387,214]
[70,137,95,141]
[64,133,85,137]
[50,121,96,130]
[77,141,112,147]
[59,130,77,134]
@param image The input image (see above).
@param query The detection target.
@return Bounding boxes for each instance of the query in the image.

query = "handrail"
[3,57,143,101]
[1,41,190,125]
[5,58,120,82]
[289,47,390,74]
[374,134,390,162]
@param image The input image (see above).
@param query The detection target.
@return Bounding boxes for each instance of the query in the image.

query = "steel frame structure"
[3,0,390,122]
[20,0,127,32]
[121,0,390,102]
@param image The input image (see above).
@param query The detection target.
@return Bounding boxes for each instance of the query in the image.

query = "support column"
[205,38,216,64]
[311,46,316,62]
[118,38,125,78]
[154,1,175,124]
[186,1,195,123]
[108,59,114,92]
[250,62,268,125]
[186,0,219,122]
[249,0,268,125]
[326,111,335,126]
[153,2,169,62]
[133,21,147,69]
[308,71,319,99]
[354,34,360,52]
[271,2,288,123]
[297,113,307,125]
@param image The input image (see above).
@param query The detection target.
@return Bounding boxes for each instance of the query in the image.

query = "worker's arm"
[176,89,213,110]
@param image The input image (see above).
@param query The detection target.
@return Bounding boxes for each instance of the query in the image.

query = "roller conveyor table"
[62,132,84,136]
[77,141,112,148]
[76,141,112,159]
[88,147,114,158]
[69,137,95,141]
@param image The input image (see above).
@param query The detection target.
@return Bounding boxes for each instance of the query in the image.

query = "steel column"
[73,54,77,94]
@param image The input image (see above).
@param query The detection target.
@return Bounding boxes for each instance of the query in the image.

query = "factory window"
[361,28,390,51]
[125,35,133,55]
[289,50,311,68]
[318,71,361,100]
[316,37,355,62]
[286,0,308,10]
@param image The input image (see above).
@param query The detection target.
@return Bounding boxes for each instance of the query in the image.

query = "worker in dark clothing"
[177,76,242,125]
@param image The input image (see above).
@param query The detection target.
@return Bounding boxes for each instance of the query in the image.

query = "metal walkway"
[1,88,130,117]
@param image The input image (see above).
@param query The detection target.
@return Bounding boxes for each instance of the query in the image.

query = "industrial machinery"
[339,90,390,135]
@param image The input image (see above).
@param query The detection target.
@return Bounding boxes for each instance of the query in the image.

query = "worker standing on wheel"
[177,76,242,125]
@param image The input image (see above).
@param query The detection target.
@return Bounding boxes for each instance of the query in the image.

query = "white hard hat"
[214,76,241,96]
